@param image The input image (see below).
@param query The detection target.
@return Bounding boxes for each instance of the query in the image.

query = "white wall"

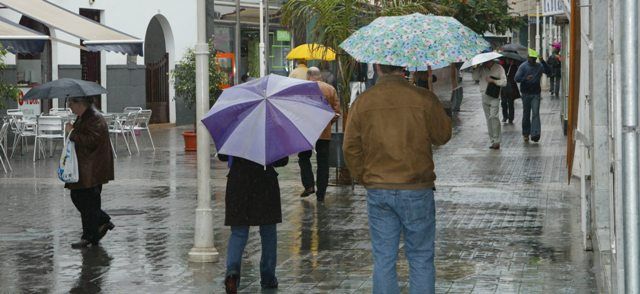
[0,0,199,123]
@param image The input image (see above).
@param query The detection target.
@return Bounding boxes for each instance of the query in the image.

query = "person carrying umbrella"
[472,58,507,149]
[288,59,308,80]
[515,49,551,143]
[219,154,288,293]
[298,67,341,202]
[201,74,335,293]
[343,64,452,294]
[64,96,115,249]
[500,57,523,124]
[23,78,114,249]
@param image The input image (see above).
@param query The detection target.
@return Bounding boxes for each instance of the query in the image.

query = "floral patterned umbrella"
[339,13,490,68]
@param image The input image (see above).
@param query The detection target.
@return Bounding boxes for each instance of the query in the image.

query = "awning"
[0,16,48,54]
[0,0,143,56]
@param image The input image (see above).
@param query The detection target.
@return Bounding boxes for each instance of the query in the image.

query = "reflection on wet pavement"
[0,77,595,293]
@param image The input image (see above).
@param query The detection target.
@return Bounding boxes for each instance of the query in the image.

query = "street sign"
[542,0,566,16]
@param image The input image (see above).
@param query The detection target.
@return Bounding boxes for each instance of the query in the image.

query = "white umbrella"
[460,52,503,70]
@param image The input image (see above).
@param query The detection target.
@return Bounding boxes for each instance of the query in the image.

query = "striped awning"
[0,16,48,54]
[0,0,143,56]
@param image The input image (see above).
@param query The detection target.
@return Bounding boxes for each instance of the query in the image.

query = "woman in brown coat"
[65,97,114,249]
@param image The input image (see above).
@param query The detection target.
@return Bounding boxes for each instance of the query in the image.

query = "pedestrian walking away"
[288,59,308,80]
[298,67,341,202]
[218,154,289,294]
[64,97,115,249]
[473,60,507,150]
[500,58,522,124]
[343,64,452,294]
[515,49,551,143]
[547,48,562,98]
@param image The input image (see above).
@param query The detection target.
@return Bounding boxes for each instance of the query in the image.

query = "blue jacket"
[514,61,551,95]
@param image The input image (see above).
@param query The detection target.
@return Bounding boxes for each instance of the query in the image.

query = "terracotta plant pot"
[183,130,197,151]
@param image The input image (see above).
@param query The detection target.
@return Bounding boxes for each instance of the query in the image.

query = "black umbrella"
[500,43,528,59]
[22,78,107,100]
[499,51,526,62]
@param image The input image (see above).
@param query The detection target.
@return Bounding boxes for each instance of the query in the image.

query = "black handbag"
[485,76,501,98]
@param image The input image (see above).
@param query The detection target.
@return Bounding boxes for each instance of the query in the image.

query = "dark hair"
[296,59,307,65]
[377,64,404,74]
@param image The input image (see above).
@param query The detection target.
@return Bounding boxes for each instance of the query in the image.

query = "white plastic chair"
[107,112,137,155]
[10,113,36,158]
[50,108,72,116]
[33,115,65,162]
[123,106,142,114]
[102,114,118,159]
[0,121,12,173]
[133,109,155,151]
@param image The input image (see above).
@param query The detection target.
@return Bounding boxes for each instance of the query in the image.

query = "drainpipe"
[621,0,639,290]
[188,0,219,263]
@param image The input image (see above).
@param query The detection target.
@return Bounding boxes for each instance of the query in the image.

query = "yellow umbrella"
[286,43,336,61]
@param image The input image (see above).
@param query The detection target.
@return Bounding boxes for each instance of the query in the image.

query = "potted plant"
[171,42,228,151]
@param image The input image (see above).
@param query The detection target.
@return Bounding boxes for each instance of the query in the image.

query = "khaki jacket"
[288,64,308,80]
[343,75,451,190]
[317,81,340,140]
[65,107,114,190]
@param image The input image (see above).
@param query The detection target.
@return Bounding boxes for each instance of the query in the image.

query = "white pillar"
[536,2,541,54]
[188,0,219,263]
[543,16,548,59]
[259,0,266,77]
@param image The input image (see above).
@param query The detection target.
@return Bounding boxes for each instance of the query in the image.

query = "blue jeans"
[226,224,278,288]
[367,188,436,294]
[522,94,541,137]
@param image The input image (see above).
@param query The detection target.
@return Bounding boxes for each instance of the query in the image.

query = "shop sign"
[542,0,566,16]
[276,30,290,42]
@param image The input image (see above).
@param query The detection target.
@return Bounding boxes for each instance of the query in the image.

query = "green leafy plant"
[171,42,228,110]
[0,46,19,109]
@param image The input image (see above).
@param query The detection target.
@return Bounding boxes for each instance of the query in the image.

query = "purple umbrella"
[202,74,335,166]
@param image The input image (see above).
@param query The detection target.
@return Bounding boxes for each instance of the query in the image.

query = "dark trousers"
[70,185,111,244]
[550,75,561,96]
[298,140,330,197]
[501,96,515,122]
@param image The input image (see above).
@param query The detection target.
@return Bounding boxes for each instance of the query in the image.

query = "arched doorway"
[144,16,171,124]
[17,16,52,113]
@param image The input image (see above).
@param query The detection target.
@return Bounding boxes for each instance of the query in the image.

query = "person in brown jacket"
[298,67,340,202]
[65,97,115,249]
[343,64,451,293]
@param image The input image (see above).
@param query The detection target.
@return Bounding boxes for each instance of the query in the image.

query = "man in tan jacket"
[298,67,340,201]
[288,59,308,80]
[343,64,451,293]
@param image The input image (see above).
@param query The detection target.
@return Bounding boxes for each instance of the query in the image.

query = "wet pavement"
[0,75,596,293]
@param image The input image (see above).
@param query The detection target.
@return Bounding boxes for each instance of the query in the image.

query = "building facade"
[0,0,291,125]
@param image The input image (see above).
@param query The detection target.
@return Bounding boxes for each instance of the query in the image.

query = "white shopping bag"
[58,131,79,183]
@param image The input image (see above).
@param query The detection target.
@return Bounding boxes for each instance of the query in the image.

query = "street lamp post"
[188,0,219,263]
[259,0,266,77]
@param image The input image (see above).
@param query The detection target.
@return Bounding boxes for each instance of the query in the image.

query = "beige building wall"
[510,0,537,16]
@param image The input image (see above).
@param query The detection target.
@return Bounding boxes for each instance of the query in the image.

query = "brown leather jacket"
[317,81,340,140]
[343,74,451,190]
[65,107,114,190]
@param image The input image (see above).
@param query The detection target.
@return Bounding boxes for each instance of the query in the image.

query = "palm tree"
[281,0,447,118]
